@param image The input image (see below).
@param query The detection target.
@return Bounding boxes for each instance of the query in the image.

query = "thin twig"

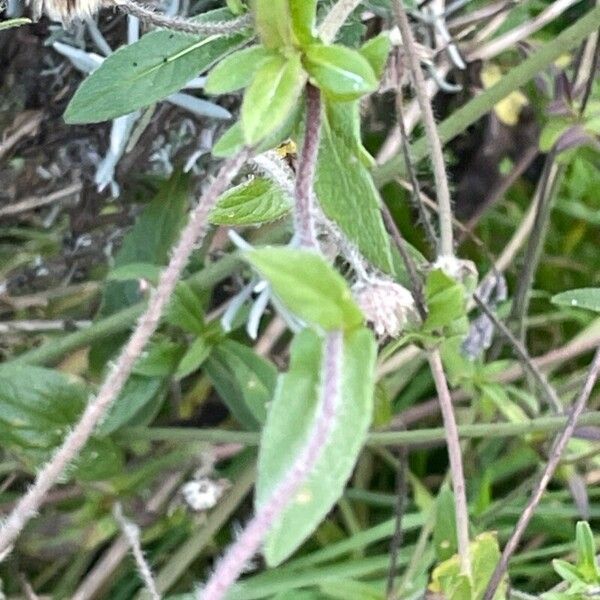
[296,84,322,250]
[483,347,600,600]
[73,472,183,600]
[114,1,252,36]
[428,349,471,576]
[386,444,408,599]
[380,204,426,319]
[393,87,438,252]
[0,150,249,560]
[318,0,363,44]
[473,294,562,413]
[199,331,344,600]
[392,0,454,257]
[113,504,161,600]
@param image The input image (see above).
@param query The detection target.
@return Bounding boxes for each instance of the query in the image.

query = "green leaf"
[253,0,292,49]
[241,52,306,144]
[553,559,586,585]
[133,339,185,377]
[165,282,206,335]
[289,0,318,46]
[247,247,364,331]
[108,262,161,284]
[204,340,277,429]
[212,121,246,157]
[205,45,274,94]
[0,366,123,479]
[98,375,166,435]
[540,118,573,152]
[315,101,394,273]
[481,384,529,424]
[359,33,391,79]
[303,43,378,101]
[210,177,292,225]
[430,532,507,600]
[433,484,458,562]
[65,9,247,123]
[575,521,600,582]
[552,288,600,313]
[424,269,468,332]
[176,337,212,379]
[257,327,376,565]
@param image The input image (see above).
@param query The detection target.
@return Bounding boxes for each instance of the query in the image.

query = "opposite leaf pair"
[205,0,390,147]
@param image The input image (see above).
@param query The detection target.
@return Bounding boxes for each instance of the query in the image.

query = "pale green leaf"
[257,327,377,565]
[303,43,378,101]
[241,52,306,144]
[359,33,391,79]
[108,262,161,284]
[210,177,292,225]
[552,288,600,313]
[247,247,364,331]
[253,0,292,49]
[289,0,318,46]
[205,45,274,94]
[65,9,247,123]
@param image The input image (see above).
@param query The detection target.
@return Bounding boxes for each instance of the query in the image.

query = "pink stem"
[199,330,344,600]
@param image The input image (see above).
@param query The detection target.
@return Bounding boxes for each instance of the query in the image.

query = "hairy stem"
[0,150,249,559]
[114,0,252,36]
[199,331,344,600]
[428,349,471,577]
[483,347,600,600]
[394,90,438,252]
[296,84,323,249]
[113,504,160,600]
[391,0,454,257]
[319,0,363,44]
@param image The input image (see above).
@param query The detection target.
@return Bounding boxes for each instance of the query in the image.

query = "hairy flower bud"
[353,277,417,338]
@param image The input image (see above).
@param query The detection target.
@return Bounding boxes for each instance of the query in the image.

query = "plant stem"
[483,347,600,600]
[473,294,562,412]
[427,349,471,577]
[120,409,600,447]
[319,0,363,44]
[393,90,438,252]
[373,4,600,187]
[113,504,160,600]
[391,0,454,257]
[0,150,250,560]
[296,84,322,250]
[199,331,344,600]
[115,0,252,35]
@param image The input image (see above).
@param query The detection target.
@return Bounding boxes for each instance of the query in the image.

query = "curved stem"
[319,0,363,44]
[199,331,344,600]
[0,150,249,560]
